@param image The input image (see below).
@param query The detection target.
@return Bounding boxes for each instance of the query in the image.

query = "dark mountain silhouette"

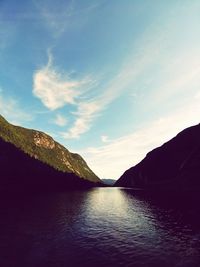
[0,115,101,192]
[115,124,200,191]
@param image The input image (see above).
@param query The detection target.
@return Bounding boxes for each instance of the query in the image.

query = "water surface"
[0,188,200,267]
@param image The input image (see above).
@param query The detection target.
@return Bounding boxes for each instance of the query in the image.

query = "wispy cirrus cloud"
[56,44,166,138]
[32,6,172,139]
[33,51,102,138]
[33,52,101,137]
[76,10,200,177]
[33,51,103,137]
[61,101,101,139]
[61,41,160,139]
[63,13,183,139]
[53,114,68,127]
[101,135,109,143]
[33,53,87,110]
[34,2,200,141]
[80,97,200,179]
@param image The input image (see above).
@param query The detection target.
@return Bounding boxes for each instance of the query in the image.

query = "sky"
[1,0,200,179]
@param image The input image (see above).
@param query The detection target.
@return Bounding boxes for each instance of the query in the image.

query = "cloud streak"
[77,7,200,178]
[33,53,87,110]
[80,97,200,179]
[53,114,68,127]
[61,101,101,139]
[34,2,200,143]
[33,7,175,139]
[33,52,101,138]
[61,36,161,139]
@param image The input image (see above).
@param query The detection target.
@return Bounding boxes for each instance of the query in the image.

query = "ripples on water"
[0,188,200,267]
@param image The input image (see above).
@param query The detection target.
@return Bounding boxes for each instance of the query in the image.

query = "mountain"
[115,124,200,191]
[102,179,116,185]
[0,115,101,192]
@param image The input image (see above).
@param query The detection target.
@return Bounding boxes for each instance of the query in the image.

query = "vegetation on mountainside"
[0,115,100,183]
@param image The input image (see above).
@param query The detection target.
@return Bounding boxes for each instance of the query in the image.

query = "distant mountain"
[102,179,116,185]
[0,115,101,192]
[115,124,200,191]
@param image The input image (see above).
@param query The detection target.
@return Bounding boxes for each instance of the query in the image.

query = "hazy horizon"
[1,0,200,179]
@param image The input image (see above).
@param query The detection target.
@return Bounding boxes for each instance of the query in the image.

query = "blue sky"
[1,0,200,179]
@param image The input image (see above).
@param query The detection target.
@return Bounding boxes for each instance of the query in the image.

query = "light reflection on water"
[0,187,200,267]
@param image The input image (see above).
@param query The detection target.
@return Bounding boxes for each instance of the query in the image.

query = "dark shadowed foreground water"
[0,188,200,267]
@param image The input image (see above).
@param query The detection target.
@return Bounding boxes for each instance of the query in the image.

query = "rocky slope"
[0,115,101,191]
[115,124,200,191]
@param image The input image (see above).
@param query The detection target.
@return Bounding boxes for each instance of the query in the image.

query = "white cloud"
[0,93,32,125]
[34,10,174,140]
[33,53,86,110]
[61,40,160,139]
[61,101,101,139]
[34,3,200,142]
[32,2,200,179]
[76,15,200,178]
[34,2,167,141]
[33,52,102,139]
[53,114,68,127]
[101,135,109,143]
[63,12,180,140]
[79,98,200,179]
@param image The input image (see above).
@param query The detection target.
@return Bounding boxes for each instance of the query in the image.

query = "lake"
[0,187,200,267]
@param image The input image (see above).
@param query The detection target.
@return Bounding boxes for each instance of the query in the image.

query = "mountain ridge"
[115,123,200,191]
[0,114,101,191]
